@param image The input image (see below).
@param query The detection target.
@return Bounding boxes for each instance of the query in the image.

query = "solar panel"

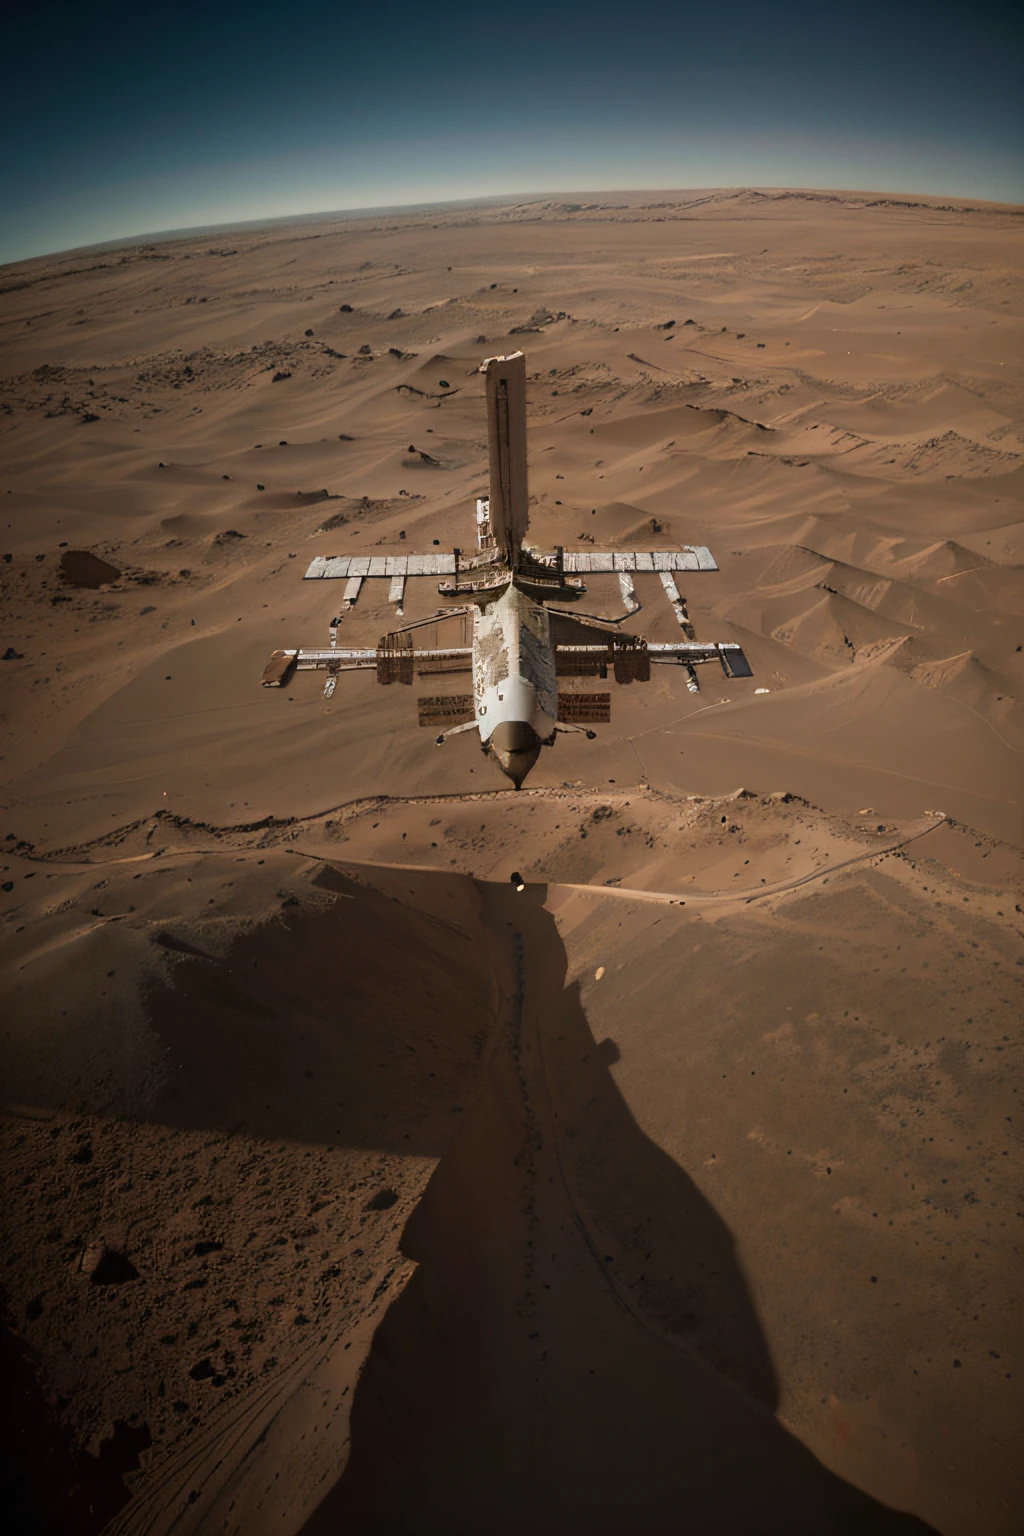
[417,695,475,727]
[558,693,611,723]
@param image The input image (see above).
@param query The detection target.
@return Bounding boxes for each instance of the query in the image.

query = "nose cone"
[490,720,541,789]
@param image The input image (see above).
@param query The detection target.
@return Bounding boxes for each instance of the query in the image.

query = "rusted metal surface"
[557,692,611,723]
[417,694,475,727]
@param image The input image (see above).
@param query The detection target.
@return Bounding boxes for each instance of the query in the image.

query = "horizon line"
[5,183,1023,272]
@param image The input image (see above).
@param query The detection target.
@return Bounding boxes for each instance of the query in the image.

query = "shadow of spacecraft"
[262,352,752,788]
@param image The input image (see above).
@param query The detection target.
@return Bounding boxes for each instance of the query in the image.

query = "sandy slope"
[1,190,1022,1532]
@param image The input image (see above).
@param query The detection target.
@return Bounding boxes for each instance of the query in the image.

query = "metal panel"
[388,574,406,605]
[417,694,475,727]
[720,646,753,678]
[349,557,370,577]
[695,546,718,570]
[558,693,611,723]
[555,645,612,677]
[368,557,388,577]
[343,576,363,605]
[261,649,299,686]
[634,551,654,572]
[613,552,635,572]
[614,645,650,683]
[304,557,327,580]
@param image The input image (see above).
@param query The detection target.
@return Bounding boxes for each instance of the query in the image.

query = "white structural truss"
[303,546,718,582]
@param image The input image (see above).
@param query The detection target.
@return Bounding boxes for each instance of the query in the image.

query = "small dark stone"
[91,1248,140,1285]
[340,303,354,312]
[365,1188,398,1211]
[304,328,314,336]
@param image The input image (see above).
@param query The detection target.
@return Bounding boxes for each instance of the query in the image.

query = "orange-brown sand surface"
[1,190,1022,1533]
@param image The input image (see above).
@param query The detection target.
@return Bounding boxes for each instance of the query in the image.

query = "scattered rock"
[271,370,292,382]
[2,647,24,661]
[364,1188,398,1211]
[304,328,314,336]
[339,303,354,313]
[358,344,372,355]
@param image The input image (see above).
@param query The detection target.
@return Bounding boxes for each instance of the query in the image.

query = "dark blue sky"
[5,0,1021,262]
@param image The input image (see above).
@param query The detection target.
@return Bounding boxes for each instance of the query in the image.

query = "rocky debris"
[358,344,372,355]
[213,530,246,545]
[339,303,354,312]
[364,1188,398,1211]
[271,370,292,382]
[304,328,314,337]
[3,647,24,660]
[387,308,404,320]
[80,1236,139,1286]
[407,444,441,466]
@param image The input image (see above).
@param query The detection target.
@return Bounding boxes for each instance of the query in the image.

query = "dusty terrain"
[1,189,1022,1533]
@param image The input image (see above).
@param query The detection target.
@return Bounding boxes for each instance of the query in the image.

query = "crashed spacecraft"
[262,351,752,788]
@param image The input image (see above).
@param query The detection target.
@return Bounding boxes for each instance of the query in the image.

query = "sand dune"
[1,190,1021,1532]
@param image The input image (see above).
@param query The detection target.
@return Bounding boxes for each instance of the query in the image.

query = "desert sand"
[1,189,1021,1533]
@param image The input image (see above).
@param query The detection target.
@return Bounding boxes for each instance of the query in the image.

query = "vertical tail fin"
[483,351,529,563]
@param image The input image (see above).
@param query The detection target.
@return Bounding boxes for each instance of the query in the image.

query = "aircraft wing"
[559,547,718,572]
[262,610,473,688]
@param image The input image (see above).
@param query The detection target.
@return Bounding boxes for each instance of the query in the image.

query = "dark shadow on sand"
[300,882,937,1536]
